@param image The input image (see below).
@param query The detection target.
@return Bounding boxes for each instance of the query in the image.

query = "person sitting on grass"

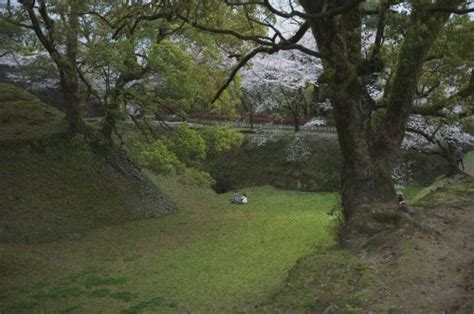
[240,194,248,204]
[230,191,248,204]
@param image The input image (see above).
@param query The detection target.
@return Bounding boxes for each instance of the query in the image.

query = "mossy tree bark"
[21,0,85,136]
[101,66,146,144]
[300,0,463,219]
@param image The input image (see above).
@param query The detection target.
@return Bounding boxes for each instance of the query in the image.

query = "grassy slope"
[0,82,351,312]
[406,152,474,206]
[262,175,474,313]
[371,175,474,311]
[0,82,67,143]
[0,143,176,244]
[0,177,339,312]
[0,83,176,244]
[464,151,474,176]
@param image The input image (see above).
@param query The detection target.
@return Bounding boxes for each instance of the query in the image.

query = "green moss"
[415,176,474,206]
[371,108,387,134]
[401,185,424,202]
[260,247,379,312]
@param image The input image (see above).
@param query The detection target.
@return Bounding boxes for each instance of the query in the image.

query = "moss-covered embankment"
[0,83,177,244]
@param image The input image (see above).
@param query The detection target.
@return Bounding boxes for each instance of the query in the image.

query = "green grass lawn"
[465,151,474,175]
[0,176,339,313]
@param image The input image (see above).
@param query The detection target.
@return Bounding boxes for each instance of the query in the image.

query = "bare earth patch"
[366,177,474,312]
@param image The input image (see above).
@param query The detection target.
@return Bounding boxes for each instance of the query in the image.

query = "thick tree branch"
[20,0,61,61]
[224,0,364,19]
[76,63,103,106]
[212,46,277,103]
[178,13,323,58]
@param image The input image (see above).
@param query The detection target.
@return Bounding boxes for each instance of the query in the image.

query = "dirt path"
[368,186,474,312]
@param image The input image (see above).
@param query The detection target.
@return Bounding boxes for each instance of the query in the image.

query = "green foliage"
[63,134,89,153]
[132,123,244,185]
[0,9,27,54]
[148,40,200,114]
[83,121,109,148]
[200,125,244,156]
[326,196,345,237]
[165,123,206,167]
[462,118,474,135]
[146,40,242,117]
[179,167,215,187]
[138,140,184,174]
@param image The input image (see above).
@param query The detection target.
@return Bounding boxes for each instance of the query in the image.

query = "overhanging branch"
[212,46,277,103]
[224,0,364,19]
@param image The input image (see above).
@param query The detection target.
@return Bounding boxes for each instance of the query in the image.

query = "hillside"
[0,83,177,244]
[261,174,474,312]
[0,82,67,143]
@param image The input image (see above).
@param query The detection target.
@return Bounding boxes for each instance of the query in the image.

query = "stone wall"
[206,131,448,193]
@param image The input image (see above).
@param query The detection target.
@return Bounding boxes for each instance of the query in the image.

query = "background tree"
[15,0,85,134]
[400,15,474,176]
[240,33,322,125]
[179,0,473,220]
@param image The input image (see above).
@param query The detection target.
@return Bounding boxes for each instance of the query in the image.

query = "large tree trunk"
[63,4,83,135]
[102,100,117,143]
[101,57,144,143]
[300,0,462,221]
[60,72,83,135]
[329,74,395,218]
[376,0,460,161]
[23,0,85,135]
[102,76,126,143]
[301,2,395,218]
[293,115,300,132]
